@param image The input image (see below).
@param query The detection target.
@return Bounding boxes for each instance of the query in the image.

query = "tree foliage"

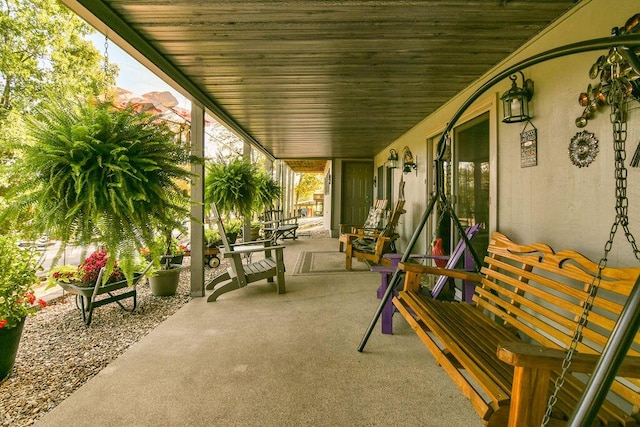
[0,0,117,231]
[0,0,115,115]
[295,174,323,202]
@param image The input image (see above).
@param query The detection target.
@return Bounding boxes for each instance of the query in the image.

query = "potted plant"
[251,172,282,240]
[0,234,46,381]
[204,158,258,220]
[1,98,195,282]
[48,249,126,289]
[249,220,262,241]
[205,228,222,248]
[146,260,181,297]
[224,217,243,244]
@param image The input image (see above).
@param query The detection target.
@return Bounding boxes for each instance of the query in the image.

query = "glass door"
[453,113,490,261]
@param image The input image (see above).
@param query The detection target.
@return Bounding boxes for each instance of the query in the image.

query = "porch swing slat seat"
[393,231,640,426]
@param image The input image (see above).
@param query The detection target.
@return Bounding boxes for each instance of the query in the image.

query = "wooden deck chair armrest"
[222,245,285,256]
[497,342,640,377]
[230,239,272,248]
[398,262,482,282]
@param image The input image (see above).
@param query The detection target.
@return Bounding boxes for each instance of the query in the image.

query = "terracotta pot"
[0,317,25,382]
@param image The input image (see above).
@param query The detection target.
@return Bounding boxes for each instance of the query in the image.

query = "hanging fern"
[204,158,258,218]
[254,171,282,212]
[2,98,195,282]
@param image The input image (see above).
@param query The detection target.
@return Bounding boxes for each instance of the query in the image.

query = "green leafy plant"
[204,158,258,218]
[2,98,195,282]
[48,249,125,288]
[254,171,282,212]
[204,228,221,247]
[224,218,243,235]
[0,234,45,329]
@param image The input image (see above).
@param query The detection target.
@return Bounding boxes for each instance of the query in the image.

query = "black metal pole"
[357,187,440,352]
[568,275,640,426]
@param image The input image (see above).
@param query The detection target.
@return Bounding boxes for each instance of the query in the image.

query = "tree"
[0,0,115,116]
[0,0,117,233]
[295,174,323,202]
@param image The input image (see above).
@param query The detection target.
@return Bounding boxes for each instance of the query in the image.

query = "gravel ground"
[0,258,225,427]
[0,225,329,427]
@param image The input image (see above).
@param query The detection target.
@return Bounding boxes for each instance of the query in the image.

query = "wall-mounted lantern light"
[402,146,417,175]
[387,149,398,169]
[501,71,534,123]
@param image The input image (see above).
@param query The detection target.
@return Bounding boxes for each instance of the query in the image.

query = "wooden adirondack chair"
[344,200,405,270]
[206,203,286,302]
[371,223,483,334]
[338,199,388,252]
[262,209,299,244]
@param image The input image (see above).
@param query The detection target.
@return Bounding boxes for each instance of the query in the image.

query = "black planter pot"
[161,254,184,265]
[0,317,25,382]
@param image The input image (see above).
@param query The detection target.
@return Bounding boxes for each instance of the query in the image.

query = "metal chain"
[541,58,640,426]
[102,35,110,99]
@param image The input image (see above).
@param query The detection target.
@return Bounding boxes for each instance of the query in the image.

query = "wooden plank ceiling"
[65,0,577,171]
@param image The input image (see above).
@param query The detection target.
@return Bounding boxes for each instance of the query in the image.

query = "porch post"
[190,102,205,297]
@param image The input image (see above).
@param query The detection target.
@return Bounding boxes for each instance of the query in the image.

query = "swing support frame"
[356,32,640,426]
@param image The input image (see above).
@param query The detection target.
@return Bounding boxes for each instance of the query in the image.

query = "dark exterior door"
[341,161,373,225]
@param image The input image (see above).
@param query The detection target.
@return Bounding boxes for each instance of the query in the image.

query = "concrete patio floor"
[36,237,482,427]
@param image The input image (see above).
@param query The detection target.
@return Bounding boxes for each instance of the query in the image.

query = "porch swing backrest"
[394,231,640,425]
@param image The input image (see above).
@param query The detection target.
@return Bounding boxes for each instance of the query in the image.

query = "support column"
[190,103,205,297]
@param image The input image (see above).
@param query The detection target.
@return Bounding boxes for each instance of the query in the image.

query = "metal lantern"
[501,71,534,123]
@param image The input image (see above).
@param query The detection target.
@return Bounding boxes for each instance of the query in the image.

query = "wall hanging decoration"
[568,130,599,168]
[387,148,398,169]
[520,121,538,167]
[402,146,417,175]
[574,19,640,128]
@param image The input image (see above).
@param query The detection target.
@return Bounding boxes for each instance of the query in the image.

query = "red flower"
[38,299,47,308]
[0,319,7,329]
[24,292,36,305]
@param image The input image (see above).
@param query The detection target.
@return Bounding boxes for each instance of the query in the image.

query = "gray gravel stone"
[0,258,224,427]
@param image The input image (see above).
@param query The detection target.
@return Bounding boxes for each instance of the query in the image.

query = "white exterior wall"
[379,0,640,266]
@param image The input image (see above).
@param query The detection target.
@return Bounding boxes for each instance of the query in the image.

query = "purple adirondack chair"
[371,223,483,334]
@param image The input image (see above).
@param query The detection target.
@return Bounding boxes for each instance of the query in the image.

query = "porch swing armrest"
[497,342,640,377]
[398,262,482,282]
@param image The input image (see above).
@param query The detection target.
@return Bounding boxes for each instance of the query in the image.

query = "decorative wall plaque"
[520,124,537,168]
[568,130,598,168]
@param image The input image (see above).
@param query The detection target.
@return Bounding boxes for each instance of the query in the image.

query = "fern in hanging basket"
[2,98,195,282]
[204,158,258,218]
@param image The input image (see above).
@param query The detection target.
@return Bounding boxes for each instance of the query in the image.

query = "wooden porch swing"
[358,25,640,427]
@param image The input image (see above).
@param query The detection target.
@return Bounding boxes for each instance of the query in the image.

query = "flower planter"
[0,317,25,382]
[161,254,184,265]
[148,267,181,296]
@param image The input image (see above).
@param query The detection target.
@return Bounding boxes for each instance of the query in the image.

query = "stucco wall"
[379,0,640,266]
